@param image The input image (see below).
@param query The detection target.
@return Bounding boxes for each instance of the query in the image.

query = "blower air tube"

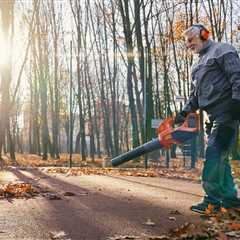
[111,138,162,167]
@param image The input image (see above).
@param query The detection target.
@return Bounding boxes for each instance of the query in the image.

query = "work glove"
[174,111,188,125]
[205,121,213,136]
[230,99,240,120]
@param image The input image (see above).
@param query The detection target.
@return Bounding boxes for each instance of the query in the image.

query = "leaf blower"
[111,113,199,167]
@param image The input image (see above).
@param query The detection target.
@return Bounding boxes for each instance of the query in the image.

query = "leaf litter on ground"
[3,155,240,239]
[0,181,63,201]
[44,166,202,182]
[107,207,240,240]
[0,182,39,199]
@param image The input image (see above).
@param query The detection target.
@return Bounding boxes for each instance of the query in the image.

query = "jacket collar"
[199,39,213,56]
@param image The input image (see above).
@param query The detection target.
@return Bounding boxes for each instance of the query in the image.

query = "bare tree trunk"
[142,1,155,142]
[0,1,14,162]
[36,1,49,160]
[49,0,60,159]
[118,0,140,147]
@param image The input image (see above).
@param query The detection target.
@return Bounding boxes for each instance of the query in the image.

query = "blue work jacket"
[183,39,240,119]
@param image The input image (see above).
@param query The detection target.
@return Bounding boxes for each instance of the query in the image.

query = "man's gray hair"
[183,24,203,38]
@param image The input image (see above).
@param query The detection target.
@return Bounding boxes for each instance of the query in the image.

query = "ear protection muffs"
[192,24,209,41]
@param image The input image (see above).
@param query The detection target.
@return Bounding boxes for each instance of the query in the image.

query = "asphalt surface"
[0,168,204,240]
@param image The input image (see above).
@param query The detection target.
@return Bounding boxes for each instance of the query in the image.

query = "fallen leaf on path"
[63,192,75,196]
[169,222,192,237]
[217,232,228,240]
[49,231,69,239]
[228,222,240,230]
[107,235,139,240]
[225,231,240,237]
[143,219,155,226]
[205,203,216,215]
[78,192,88,196]
[148,235,170,240]
[42,192,61,200]
[169,210,181,215]
[220,207,228,214]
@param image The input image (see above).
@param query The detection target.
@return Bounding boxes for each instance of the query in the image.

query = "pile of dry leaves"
[45,167,202,182]
[46,167,161,177]
[0,182,65,200]
[167,208,240,240]
[0,182,39,199]
[177,209,240,239]
[46,167,158,177]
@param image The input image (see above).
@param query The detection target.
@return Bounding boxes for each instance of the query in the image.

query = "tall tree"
[36,1,49,160]
[0,0,14,161]
[118,0,140,147]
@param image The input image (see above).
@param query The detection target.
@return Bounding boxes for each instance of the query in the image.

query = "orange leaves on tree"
[171,14,214,42]
[173,17,186,41]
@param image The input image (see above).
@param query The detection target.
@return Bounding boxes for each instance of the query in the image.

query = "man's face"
[185,33,204,54]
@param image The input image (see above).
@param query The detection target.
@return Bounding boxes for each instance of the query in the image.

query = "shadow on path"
[9,167,201,239]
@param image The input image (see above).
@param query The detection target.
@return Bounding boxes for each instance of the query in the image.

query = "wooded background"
[0,0,239,162]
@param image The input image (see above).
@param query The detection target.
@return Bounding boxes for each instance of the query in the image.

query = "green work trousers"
[202,114,239,207]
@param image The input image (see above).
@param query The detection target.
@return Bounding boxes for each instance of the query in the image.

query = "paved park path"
[0,168,204,240]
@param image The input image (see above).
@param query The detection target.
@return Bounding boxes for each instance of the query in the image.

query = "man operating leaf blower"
[175,24,240,213]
